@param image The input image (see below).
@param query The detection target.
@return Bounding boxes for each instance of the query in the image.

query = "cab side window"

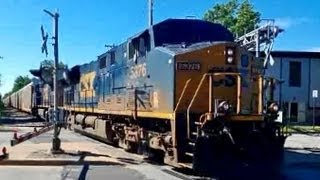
[128,31,151,61]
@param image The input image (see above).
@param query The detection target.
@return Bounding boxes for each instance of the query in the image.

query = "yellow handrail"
[186,74,208,139]
[186,72,241,138]
[174,79,191,113]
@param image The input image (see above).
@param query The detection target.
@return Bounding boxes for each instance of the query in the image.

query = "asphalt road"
[0,164,188,180]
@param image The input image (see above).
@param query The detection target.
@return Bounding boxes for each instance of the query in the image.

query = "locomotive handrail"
[186,73,208,139]
[174,79,191,113]
[186,72,241,139]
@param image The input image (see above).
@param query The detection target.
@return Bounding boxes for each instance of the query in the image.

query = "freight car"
[27,18,286,173]
[3,80,40,114]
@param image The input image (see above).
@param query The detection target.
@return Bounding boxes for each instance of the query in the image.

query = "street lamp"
[42,9,62,153]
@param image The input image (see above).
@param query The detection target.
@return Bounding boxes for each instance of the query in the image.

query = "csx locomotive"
[4,18,286,172]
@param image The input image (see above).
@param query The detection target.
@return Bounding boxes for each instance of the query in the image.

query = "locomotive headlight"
[218,101,230,112]
[272,104,279,112]
[269,102,279,113]
[222,103,229,111]
[227,57,234,63]
[227,49,234,56]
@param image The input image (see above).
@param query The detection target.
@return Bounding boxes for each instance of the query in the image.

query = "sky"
[0,0,319,95]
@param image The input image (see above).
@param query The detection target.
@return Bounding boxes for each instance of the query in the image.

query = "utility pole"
[148,0,153,27]
[43,9,61,153]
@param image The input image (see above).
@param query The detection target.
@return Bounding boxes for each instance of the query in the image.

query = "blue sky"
[0,0,319,95]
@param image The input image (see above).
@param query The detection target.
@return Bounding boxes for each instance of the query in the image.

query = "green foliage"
[286,125,320,134]
[39,59,67,80]
[11,75,32,93]
[41,59,66,69]
[203,0,261,37]
[3,92,10,99]
[3,75,32,99]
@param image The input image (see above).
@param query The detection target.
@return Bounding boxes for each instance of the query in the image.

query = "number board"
[176,62,201,71]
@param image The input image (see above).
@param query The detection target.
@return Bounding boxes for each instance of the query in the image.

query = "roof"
[252,51,320,59]
[158,41,232,55]
[152,18,234,46]
[271,51,320,59]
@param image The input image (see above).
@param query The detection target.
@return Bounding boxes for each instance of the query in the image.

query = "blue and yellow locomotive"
[27,18,286,173]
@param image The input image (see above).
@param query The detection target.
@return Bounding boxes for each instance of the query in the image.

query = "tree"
[203,0,261,37]
[11,75,31,93]
[3,92,10,99]
[1,75,33,99]
[38,59,67,78]
[41,59,66,69]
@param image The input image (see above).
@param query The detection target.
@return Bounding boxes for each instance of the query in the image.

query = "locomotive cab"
[171,36,286,172]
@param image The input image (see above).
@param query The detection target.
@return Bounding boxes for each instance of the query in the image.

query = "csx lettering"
[130,63,147,79]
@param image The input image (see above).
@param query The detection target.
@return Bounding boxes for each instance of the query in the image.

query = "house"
[264,51,320,124]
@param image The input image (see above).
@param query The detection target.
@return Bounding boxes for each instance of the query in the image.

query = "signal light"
[227,48,234,55]
[227,57,234,63]
[225,47,235,64]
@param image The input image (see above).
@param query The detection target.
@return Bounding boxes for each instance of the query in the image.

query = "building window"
[289,61,301,87]
[99,56,106,69]
[110,51,115,65]
[290,102,298,122]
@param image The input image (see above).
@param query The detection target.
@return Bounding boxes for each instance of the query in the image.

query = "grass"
[284,125,320,134]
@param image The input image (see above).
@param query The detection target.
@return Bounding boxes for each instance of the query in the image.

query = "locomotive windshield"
[153,19,234,47]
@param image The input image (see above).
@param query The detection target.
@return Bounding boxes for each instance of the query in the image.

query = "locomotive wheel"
[144,148,164,164]
[121,140,138,153]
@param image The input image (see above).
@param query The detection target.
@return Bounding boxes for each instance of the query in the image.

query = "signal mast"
[235,19,284,69]
[235,19,285,111]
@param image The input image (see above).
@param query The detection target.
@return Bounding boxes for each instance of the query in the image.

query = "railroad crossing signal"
[41,25,49,57]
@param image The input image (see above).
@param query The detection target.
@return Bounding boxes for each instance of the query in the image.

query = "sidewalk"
[285,133,320,150]
[0,129,143,166]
